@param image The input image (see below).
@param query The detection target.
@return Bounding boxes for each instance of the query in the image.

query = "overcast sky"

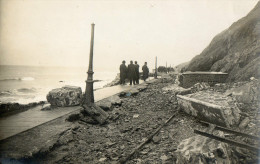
[0,0,258,71]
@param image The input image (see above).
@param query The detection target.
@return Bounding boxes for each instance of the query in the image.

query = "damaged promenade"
[0,74,259,164]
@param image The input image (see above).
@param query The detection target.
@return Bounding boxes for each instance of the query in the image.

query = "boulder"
[47,86,82,107]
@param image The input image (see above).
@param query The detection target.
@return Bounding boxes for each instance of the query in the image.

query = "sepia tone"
[0,0,259,163]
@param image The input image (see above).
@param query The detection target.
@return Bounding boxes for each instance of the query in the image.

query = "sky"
[0,0,258,71]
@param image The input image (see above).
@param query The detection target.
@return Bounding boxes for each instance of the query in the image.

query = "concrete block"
[177,95,240,127]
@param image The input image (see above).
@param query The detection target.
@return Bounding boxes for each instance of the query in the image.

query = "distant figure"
[119,60,127,85]
[142,62,149,81]
[134,61,139,84]
[128,61,136,85]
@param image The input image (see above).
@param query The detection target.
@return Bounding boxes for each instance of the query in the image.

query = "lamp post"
[82,23,108,125]
[85,23,95,105]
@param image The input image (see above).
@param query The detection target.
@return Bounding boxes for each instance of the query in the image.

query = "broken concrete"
[175,132,232,163]
[177,95,241,127]
[96,95,122,110]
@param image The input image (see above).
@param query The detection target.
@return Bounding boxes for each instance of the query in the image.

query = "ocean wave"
[0,91,13,96]
[0,77,35,81]
[17,88,37,93]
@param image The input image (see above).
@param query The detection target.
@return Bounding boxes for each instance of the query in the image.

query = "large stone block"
[47,86,82,107]
[177,94,240,127]
[181,72,228,88]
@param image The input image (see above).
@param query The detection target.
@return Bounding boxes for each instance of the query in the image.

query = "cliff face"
[187,2,260,82]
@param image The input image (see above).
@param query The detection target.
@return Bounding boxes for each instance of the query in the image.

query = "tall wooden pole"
[155,56,157,79]
[85,23,95,105]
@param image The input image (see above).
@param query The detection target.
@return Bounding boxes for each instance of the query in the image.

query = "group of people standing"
[120,60,149,85]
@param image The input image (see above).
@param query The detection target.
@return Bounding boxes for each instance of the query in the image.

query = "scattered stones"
[162,84,191,95]
[46,86,82,107]
[191,82,210,92]
[175,132,232,163]
[14,76,258,163]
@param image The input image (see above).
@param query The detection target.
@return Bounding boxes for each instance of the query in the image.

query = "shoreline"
[0,77,115,116]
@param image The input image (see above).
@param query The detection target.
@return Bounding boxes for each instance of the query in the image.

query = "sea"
[0,65,117,104]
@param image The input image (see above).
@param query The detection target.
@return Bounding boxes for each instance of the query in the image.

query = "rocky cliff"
[187,2,260,82]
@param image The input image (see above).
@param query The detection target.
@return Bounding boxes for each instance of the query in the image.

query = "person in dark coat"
[128,60,136,85]
[142,62,149,81]
[134,61,139,84]
[119,60,127,85]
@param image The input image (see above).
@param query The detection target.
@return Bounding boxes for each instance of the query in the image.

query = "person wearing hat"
[128,60,136,85]
[119,60,127,85]
[142,62,149,81]
[134,61,140,84]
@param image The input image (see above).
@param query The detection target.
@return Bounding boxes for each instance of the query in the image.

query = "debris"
[82,103,109,125]
[99,157,107,162]
[239,117,250,129]
[133,114,139,118]
[152,135,161,144]
[160,155,168,161]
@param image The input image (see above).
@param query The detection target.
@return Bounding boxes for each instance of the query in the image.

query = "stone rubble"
[13,75,259,163]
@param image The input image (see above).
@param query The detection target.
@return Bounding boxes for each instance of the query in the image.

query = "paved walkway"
[0,79,153,141]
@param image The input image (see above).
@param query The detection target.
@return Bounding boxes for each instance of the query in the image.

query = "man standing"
[134,61,139,84]
[128,61,136,85]
[119,60,127,85]
[142,62,149,81]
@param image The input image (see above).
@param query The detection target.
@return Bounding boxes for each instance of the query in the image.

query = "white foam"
[20,77,35,81]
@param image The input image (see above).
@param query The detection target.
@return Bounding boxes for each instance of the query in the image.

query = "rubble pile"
[24,77,201,163]
[8,76,258,163]
[175,131,232,163]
